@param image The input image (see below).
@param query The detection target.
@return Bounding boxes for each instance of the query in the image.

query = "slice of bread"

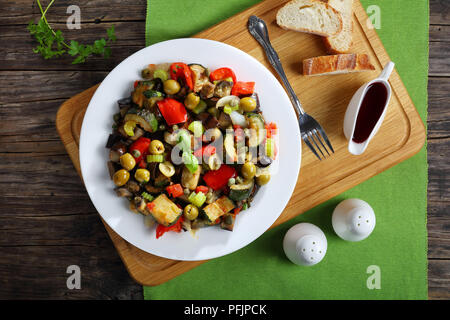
[276,0,343,37]
[303,54,375,76]
[323,0,354,54]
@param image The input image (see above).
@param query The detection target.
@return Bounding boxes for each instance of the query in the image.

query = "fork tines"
[302,128,334,161]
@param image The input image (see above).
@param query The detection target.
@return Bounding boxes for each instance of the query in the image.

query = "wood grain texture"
[55,0,427,288]
[0,0,447,299]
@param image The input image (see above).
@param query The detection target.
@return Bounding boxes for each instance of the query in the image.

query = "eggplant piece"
[249,92,261,112]
[214,80,233,98]
[217,112,232,129]
[117,97,131,109]
[257,155,273,167]
[109,142,127,162]
[126,180,141,194]
[129,127,144,141]
[200,82,216,99]
[105,133,122,148]
[115,187,133,198]
[189,64,210,92]
[220,213,236,231]
[205,116,219,129]
[107,161,118,179]
[145,184,163,194]
[196,112,210,123]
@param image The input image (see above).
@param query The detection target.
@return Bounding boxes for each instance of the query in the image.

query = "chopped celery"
[265,138,274,158]
[188,121,204,137]
[223,104,239,115]
[141,192,154,201]
[146,154,164,163]
[188,192,207,208]
[153,69,168,81]
[192,99,207,114]
[182,151,199,173]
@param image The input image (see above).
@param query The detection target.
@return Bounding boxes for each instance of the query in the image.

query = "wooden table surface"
[0,0,448,299]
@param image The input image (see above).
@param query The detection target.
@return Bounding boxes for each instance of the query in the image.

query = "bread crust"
[323,21,354,54]
[276,0,343,37]
[323,0,354,54]
[303,54,375,75]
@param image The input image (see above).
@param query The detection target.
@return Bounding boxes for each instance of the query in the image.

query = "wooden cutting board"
[56,0,425,286]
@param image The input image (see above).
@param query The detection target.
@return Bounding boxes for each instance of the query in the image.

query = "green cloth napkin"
[144,0,429,299]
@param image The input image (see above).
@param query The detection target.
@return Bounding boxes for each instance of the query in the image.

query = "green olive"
[135,168,150,183]
[184,92,200,110]
[163,79,181,95]
[113,169,130,187]
[256,173,271,186]
[120,153,136,171]
[241,162,256,180]
[184,204,199,221]
[159,161,175,177]
[240,97,257,112]
[149,140,165,155]
[141,68,152,79]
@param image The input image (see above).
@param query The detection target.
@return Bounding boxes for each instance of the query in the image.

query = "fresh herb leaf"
[28,0,117,64]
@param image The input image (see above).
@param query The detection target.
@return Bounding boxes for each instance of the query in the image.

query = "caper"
[113,169,130,187]
[256,173,271,186]
[184,204,199,221]
[149,140,165,155]
[184,92,200,110]
[163,79,181,95]
[240,97,257,112]
[120,153,136,171]
[241,162,256,180]
[134,168,150,183]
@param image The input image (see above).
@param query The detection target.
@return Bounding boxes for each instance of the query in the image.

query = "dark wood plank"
[0,0,147,25]
[0,21,145,71]
[430,0,450,26]
[0,0,448,300]
[429,41,450,77]
[428,260,450,300]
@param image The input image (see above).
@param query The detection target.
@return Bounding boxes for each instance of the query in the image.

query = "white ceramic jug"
[343,62,395,155]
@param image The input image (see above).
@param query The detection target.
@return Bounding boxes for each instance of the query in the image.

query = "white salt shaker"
[283,223,327,266]
[332,199,376,242]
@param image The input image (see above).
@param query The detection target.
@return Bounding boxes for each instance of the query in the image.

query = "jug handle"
[378,61,395,81]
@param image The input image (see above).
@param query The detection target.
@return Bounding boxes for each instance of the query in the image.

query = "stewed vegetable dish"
[106,62,277,238]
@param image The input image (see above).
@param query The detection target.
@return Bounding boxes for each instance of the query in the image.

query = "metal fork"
[248,15,334,160]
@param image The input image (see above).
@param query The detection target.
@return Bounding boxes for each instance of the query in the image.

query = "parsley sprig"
[28,0,116,64]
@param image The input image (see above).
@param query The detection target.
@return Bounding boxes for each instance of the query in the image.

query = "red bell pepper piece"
[170,62,194,91]
[193,144,216,159]
[129,137,151,163]
[166,184,184,198]
[156,215,184,239]
[195,186,209,194]
[231,81,255,96]
[203,164,237,190]
[209,67,237,83]
[157,98,187,126]
[147,202,155,211]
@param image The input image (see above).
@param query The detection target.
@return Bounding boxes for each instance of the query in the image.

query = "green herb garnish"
[28,0,116,64]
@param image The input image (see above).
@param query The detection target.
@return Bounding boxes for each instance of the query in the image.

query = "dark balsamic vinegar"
[352,82,388,143]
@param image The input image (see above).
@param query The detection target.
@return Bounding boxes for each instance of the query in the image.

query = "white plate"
[80,38,301,261]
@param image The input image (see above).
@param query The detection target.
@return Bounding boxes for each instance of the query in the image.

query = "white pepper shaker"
[283,223,327,266]
[332,199,376,242]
